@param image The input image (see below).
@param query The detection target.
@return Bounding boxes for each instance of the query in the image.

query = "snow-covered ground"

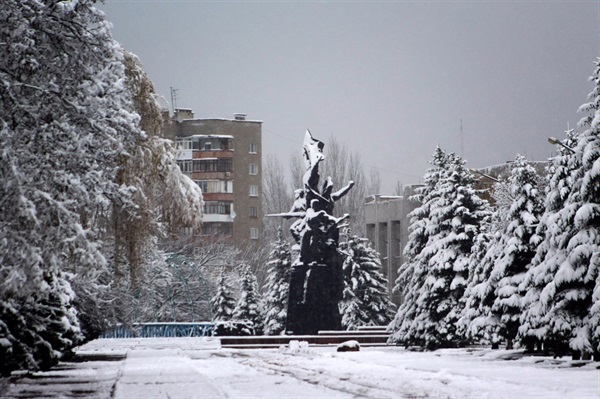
[2,337,599,398]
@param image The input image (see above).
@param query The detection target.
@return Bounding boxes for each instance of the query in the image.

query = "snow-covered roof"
[182,135,234,140]
[365,195,402,204]
[182,118,263,123]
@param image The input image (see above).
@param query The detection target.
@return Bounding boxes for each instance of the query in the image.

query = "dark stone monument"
[274,131,354,335]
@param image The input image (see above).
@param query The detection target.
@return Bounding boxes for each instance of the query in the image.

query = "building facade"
[163,109,263,245]
[364,186,421,306]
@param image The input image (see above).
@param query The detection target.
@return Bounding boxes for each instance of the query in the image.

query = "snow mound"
[337,340,360,352]
[280,340,311,354]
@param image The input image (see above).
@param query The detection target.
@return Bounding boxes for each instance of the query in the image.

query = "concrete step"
[318,330,390,336]
[356,326,389,332]
[219,333,392,349]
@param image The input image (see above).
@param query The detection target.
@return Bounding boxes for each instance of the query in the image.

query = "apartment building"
[163,109,263,245]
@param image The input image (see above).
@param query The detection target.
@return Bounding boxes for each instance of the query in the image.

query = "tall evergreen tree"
[389,148,490,349]
[339,232,395,330]
[519,129,579,351]
[233,264,263,334]
[487,155,544,349]
[532,59,600,357]
[457,220,501,347]
[262,228,292,335]
[211,268,236,322]
[390,147,449,341]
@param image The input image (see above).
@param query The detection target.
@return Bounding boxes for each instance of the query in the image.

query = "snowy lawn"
[1,337,599,398]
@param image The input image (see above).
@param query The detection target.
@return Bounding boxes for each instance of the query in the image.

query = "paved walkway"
[113,348,225,399]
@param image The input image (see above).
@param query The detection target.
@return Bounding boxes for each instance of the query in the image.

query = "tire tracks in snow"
[233,352,426,399]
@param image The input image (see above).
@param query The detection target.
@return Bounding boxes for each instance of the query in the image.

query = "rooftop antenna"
[170,86,179,114]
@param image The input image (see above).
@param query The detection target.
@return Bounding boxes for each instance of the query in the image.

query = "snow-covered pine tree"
[533,59,600,358]
[0,0,145,372]
[457,219,501,347]
[232,264,263,334]
[488,155,544,349]
[389,147,449,338]
[389,148,490,349]
[262,228,292,335]
[519,129,579,351]
[211,268,237,322]
[389,147,449,346]
[459,174,518,347]
[339,231,395,330]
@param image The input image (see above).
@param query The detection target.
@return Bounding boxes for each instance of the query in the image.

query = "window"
[249,143,258,154]
[202,224,216,236]
[202,223,233,236]
[203,141,212,151]
[176,138,192,150]
[249,185,258,197]
[177,160,192,173]
[249,206,258,218]
[249,163,258,175]
[196,180,233,193]
[204,201,232,215]
[192,158,232,173]
[250,228,259,240]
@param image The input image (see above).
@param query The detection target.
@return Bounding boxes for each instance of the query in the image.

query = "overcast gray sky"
[99,0,600,193]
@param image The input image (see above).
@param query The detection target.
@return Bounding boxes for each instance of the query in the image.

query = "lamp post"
[548,137,576,154]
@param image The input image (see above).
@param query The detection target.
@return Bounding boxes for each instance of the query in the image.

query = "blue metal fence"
[101,322,215,338]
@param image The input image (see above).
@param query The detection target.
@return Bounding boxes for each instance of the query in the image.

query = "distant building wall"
[364,186,421,306]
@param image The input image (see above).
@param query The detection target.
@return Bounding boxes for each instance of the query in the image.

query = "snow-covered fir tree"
[390,147,449,341]
[262,228,292,335]
[457,219,501,347]
[529,59,600,357]
[211,268,237,322]
[519,129,579,351]
[389,148,490,349]
[339,231,395,330]
[487,155,544,349]
[232,264,263,334]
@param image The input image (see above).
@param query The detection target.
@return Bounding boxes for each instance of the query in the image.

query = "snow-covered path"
[2,338,599,398]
